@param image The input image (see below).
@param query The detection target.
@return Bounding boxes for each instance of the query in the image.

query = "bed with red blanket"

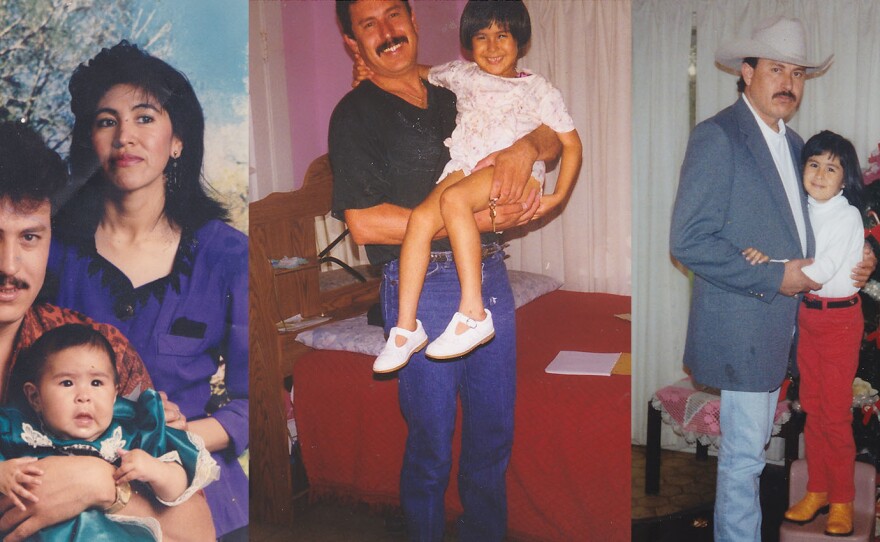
[293,288,631,541]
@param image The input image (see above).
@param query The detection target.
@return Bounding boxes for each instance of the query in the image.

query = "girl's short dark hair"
[61,41,227,240]
[460,0,531,53]
[802,130,865,215]
[11,324,118,408]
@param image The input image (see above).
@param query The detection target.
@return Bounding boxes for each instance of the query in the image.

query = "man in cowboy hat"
[671,15,871,541]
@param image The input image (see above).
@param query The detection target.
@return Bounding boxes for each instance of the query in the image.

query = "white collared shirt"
[743,94,807,256]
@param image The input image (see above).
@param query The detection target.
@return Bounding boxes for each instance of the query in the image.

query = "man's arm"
[670,120,818,300]
[345,192,540,247]
[0,456,215,542]
[474,124,562,205]
[345,203,412,246]
[780,259,821,297]
[334,89,547,244]
[0,456,115,542]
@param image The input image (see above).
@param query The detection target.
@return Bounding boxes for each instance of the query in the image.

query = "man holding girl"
[671,15,874,542]
[330,1,561,539]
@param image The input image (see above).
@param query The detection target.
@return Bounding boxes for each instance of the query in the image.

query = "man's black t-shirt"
[329,79,496,265]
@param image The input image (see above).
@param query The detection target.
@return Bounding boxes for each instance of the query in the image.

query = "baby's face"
[25,345,117,441]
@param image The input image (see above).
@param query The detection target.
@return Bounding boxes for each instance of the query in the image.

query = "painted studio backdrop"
[0,0,248,232]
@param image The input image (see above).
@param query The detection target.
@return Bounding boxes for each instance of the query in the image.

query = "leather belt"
[801,295,859,310]
[429,243,504,263]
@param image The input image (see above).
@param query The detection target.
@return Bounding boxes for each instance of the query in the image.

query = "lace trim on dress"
[104,514,162,541]
[98,426,128,462]
[155,431,220,507]
[21,423,53,448]
[20,423,126,460]
[74,228,198,321]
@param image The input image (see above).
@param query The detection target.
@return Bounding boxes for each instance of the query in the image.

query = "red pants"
[797,293,863,503]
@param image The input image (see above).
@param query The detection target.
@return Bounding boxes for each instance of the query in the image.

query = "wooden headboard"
[248,154,380,526]
[249,156,333,320]
[248,238,293,526]
[250,155,380,320]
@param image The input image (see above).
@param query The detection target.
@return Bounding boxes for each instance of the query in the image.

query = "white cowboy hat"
[715,15,833,75]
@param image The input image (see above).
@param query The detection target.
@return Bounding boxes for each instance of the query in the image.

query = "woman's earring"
[166,152,180,195]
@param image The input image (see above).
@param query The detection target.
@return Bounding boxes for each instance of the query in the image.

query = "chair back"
[249,155,333,318]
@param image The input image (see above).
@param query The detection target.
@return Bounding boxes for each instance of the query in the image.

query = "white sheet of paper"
[545,350,620,376]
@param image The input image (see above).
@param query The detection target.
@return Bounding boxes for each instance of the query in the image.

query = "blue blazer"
[670,97,815,392]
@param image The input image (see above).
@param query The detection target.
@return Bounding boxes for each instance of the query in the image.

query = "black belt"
[429,243,504,263]
[801,295,859,309]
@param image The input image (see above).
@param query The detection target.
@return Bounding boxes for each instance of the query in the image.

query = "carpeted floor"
[251,499,459,541]
[250,500,439,542]
[631,445,789,542]
[254,445,794,541]
[631,445,716,542]
[631,445,718,520]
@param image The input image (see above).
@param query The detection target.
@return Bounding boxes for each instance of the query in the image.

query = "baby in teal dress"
[0,324,218,541]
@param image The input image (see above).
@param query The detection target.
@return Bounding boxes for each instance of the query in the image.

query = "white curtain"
[510,0,632,295]
[250,2,370,270]
[633,0,880,446]
[632,0,695,448]
[248,1,295,202]
[695,0,880,158]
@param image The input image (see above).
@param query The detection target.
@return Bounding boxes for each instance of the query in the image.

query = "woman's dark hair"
[0,122,66,212]
[336,0,411,38]
[801,130,865,215]
[61,40,227,239]
[11,324,118,408]
[737,57,759,93]
[460,0,531,54]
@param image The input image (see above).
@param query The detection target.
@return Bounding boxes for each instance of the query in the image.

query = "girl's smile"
[803,152,845,203]
[472,22,519,78]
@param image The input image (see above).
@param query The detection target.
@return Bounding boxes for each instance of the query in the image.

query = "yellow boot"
[825,502,854,537]
[783,491,829,524]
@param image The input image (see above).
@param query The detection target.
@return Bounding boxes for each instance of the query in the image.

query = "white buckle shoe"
[373,320,428,373]
[425,310,494,360]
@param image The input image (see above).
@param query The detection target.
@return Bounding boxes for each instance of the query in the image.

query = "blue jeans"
[381,249,516,542]
[715,388,780,542]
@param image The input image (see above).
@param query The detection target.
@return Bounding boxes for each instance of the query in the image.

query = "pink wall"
[283,0,467,189]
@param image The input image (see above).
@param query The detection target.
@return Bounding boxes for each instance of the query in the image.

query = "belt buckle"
[802,296,821,309]
[430,243,505,264]
[481,242,506,259]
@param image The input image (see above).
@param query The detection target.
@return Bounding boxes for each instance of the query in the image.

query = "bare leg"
[439,168,541,334]
[395,171,468,344]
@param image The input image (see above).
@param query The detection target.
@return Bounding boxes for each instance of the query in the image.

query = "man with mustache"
[330,1,560,540]
[670,17,874,541]
[0,122,214,541]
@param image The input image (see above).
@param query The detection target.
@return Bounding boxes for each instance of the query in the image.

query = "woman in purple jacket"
[47,41,248,541]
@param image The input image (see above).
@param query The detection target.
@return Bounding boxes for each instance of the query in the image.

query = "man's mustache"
[774,90,797,101]
[376,36,408,56]
[0,275,29,290]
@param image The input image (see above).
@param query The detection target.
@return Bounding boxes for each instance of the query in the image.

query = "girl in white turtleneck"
[743,130,866,535]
